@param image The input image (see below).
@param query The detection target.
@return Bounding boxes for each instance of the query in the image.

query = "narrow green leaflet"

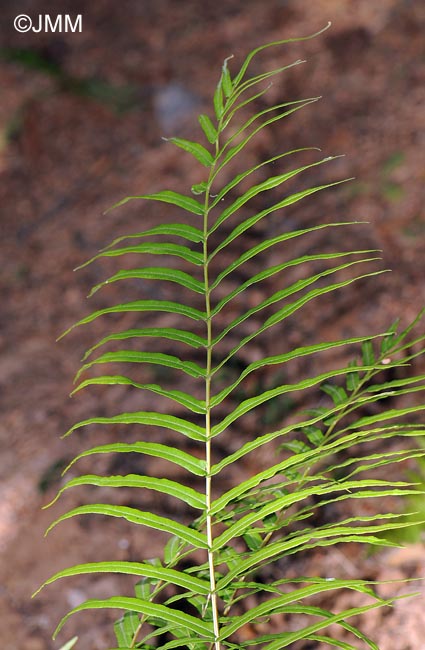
[107,190,204,215]
[365,373,425,395]
[35,562,210,597]
[213,73,224,119]
[53,597,213,639]
[339,382,425,414]
[77,242,203,271]
[89,267,205,296]
[198,113,217,143]
[232,24,331,87]
[63,441,206,477]
[221,57,233,97]
[82,328,207,359]
[345,404,425,431]
[47,505,208,549]
[102,223,204,250]
[46,474,205,510]
[63,411,205,442]
[76,350,206,382]
[60,300,206,340]
[166,137,214,167]
[73,376,206,414]
[327,447,425,481]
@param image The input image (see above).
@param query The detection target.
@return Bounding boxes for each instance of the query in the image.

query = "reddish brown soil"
[0,1,424,649]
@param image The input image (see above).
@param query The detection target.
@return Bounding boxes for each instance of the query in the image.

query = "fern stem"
[204,149,221,649]
[205,333,220,648]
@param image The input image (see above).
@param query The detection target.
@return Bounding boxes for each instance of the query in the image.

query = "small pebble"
[66,588,86,608]
[153,82,199,133]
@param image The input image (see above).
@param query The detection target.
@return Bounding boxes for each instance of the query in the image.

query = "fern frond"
[40,30,425,650]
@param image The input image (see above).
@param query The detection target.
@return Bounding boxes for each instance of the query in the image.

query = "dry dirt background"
[0,1,424,649]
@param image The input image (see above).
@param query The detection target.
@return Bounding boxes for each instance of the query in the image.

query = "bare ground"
[0,1,424,648]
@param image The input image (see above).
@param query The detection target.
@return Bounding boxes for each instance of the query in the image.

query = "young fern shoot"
[37,27,425,650]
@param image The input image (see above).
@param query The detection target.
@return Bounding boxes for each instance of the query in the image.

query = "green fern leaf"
[47,505,208,548]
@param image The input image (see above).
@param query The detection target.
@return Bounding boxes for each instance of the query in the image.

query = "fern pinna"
[36,27,425,650]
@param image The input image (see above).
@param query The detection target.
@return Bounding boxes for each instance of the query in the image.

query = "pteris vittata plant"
[36,26,425,650]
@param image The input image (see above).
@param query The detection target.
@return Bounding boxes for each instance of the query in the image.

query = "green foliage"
[381,439,425,545]
[37,27,425,650]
